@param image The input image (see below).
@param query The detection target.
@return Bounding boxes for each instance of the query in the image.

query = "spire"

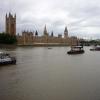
[44,25,48,36]
[51,31,54,37]
[9,12,11,17]
[35,30,38,36]
[6,13,7,19]
[64,26,68,33]
[6,13,7,17]
[64,26,68,38]
[44,25,47,33]
[15,13,16,18]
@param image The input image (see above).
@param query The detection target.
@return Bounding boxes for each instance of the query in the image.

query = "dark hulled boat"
[67,46,85,54]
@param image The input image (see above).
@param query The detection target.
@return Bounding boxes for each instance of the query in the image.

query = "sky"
[0,0,100,39]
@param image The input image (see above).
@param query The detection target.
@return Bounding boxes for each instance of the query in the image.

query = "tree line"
[80,39,100,46]
[0,33,17,44]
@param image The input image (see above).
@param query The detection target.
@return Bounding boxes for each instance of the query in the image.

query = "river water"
[0,46,100,100]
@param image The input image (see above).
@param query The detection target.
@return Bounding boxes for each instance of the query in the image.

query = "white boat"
[0,52,16,65]
[90,45,100,51]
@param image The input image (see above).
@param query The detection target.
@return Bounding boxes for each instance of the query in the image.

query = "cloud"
[0,0,100,39]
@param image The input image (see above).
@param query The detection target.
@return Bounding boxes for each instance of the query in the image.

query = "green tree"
[0,33,17,44]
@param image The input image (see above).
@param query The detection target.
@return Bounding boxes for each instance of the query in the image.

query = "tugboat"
[67,46,85,54]
[90,45,100,51]
[0,52,16,65]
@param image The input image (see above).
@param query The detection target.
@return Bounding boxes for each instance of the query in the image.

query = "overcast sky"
[0,0,100,39]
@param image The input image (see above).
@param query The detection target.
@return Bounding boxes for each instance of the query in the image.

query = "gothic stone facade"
[17,31,78,46]
[5,13,78,46]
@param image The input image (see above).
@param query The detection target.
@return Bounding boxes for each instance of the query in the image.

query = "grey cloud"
[0,0,100,39]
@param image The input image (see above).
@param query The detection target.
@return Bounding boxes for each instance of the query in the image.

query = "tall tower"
[5,13,16,36]
[43,25,48,36]
[51,31,54,37]
[64,26,68,38]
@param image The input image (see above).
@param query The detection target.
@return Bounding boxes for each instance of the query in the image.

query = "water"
[0,47,100,100]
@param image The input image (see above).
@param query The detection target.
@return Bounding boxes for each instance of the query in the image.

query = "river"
[0,46,100,100]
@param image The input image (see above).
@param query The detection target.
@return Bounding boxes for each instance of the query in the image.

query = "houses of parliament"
[5,13,78,46]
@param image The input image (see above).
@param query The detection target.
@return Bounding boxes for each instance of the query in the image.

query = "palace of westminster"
[5,13,78,46]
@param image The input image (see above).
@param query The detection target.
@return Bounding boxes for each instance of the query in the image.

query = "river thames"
[0,46,100,100]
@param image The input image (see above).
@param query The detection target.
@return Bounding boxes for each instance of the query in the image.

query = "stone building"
[17,31,34,45]
[17,25,78,46]
[5,13,78,46]
[5,13,16,36]
[64,26,68,38]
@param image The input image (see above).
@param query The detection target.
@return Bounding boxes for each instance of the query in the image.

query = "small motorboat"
[90,45,100,51]
[67,46,85,54]
[48,47,52,49]
[0,52,16,65]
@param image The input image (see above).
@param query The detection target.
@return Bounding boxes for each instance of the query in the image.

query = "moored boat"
[67,46,85,54]
[0,52,16,65]
[48,47,52,49]
[90,45,100,51]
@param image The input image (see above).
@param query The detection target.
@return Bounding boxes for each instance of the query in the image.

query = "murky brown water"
[0,47,100,100]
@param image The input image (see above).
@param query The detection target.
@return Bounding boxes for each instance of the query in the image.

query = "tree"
[0,33,17,44]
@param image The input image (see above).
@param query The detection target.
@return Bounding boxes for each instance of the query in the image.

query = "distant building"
[43,25,48,36]
[58,34,62,38]
[51,31,54,37]
[35,30,38,37]
[70,36,78,46]
[4,13,78,46]
[17,31,34,45]
[5,13,16,36]
[17,25,78,46]
[64,26,68,38]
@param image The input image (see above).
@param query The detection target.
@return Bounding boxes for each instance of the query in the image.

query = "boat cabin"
[71,46,83,51]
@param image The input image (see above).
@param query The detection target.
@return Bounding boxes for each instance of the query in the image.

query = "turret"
[64,26,68,38]
[51,31,54,37]
[35,30,38,36]
[6,13,7,19]
[14,14,16,19]
[43,25,48,36]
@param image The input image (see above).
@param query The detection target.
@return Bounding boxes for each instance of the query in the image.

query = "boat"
[67,46,85,54]
[0,52,16,65]
[90,45,100,51]
[48,47,52,49]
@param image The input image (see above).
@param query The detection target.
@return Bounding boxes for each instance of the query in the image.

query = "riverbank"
[0,43,69,49]
[17,43,69,47]
[0,44,17,49]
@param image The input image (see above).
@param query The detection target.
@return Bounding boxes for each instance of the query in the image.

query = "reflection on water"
[0,47,100,100]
